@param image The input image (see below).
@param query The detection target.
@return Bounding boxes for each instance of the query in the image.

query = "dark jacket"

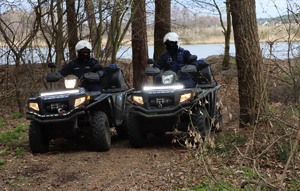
[156,47,191,72]
[59,57,103,91]
[156,47,195,87]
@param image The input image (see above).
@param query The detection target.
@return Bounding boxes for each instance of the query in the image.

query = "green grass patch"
[287,180,300,191]
[214,133,247,154]
[11,112,23,119]
[13,147,26,156]
[0,157,6,166]
[0,118,6,128]
[281,73,290,81]
[240,166,257,179]
[0,124,28,147]
[0,124,28,159]
[0,148,9,155]
[276,140,291,163]
[184,179,241,191]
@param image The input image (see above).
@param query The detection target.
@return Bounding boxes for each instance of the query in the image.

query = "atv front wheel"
[127,112,147,148]
[90,111,111,151]
[29,121,49,154]
[192,106,211,137]
[212,109,223,132]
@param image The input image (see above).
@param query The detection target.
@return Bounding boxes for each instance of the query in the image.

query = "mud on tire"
[90,111,111,151]
[29,121,49,154]
[127,112,147,148]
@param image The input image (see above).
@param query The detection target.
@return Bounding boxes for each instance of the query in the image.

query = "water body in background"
[117,44,228,60]
[0,42,299,64]
[117,42,300,60]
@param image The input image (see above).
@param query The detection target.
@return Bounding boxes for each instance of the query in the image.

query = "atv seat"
[100,68,128,93]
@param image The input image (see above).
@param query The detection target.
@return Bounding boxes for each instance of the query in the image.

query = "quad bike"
[126,55,222,148]
[26,63,133,153]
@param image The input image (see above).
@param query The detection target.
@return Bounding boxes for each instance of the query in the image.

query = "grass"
[0,118,6,128]
[0,124,28,147]
[11,112,23,119]
[0,121,28,159]
[214,132,247,155]
[184,178,245,191]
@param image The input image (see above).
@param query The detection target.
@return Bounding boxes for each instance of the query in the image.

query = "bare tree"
[214,0,231,70]
[66,0,78,60]
[131,0,148,89]
[104,1,133,64]
[85,0,97,55]
[191,0,231,68]
[153,0,171,61]
[0,5,41,113]
[55,0,65,65]
[230,0,267,127]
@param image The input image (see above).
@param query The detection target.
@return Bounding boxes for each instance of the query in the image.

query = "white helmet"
[163,32,180,44]
[75,40,92,52]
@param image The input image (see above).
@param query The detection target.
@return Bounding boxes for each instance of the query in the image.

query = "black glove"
[92,64,102,72]
[83,72,100,82]
[46,72,62,82]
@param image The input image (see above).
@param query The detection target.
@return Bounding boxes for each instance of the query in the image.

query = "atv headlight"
[132,95,144,105]
[28,102,39,111]
[162,74,175,85]
[180,93,192,103]
[74,96,86,107]
[65,79,77,89]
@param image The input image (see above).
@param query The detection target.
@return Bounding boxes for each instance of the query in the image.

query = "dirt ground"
[0,56,298,190]
[1,135,209,190]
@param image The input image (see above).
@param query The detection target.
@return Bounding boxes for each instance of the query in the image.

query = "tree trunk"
[85,0,98,56]
[213,0,231,70]
[95,0,103,60]
[14,57,23,114]
[55,0,65,66]
[230,0,267,127]
[66,0,78,60]
[109,4,119,64]
[222,0,231,70]
[132,0,148,90]
[153,0,171,61]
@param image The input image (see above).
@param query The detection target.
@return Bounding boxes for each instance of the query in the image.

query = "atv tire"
[127,112,147,148]
[192,106,211,137]
[90,111,111,151]
[29,121,49,154]
[212,109,223,132]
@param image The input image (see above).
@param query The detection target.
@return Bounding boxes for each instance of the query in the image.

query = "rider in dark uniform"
[156,32,195,88]
[59,40,103,91]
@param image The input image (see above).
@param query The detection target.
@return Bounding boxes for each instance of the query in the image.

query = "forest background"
[0,0,299,190]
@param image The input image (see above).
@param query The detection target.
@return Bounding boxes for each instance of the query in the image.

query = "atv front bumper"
[129,101,195,118]
[26,108,85,124]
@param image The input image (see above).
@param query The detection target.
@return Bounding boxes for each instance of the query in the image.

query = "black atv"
[126,56,222,148]
[26,63,133,153]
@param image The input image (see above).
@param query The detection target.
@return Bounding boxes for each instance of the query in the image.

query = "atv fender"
[86,93,112,109]
[113,88,134,126]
